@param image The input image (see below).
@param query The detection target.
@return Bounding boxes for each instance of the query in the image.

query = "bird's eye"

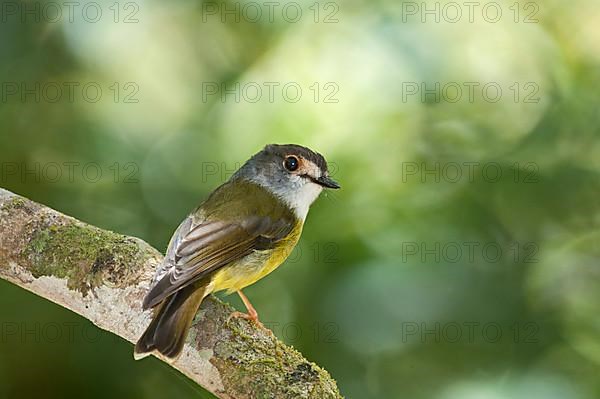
[283,156,299,172]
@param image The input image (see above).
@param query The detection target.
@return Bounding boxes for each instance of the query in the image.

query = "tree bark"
[0,188,342,399]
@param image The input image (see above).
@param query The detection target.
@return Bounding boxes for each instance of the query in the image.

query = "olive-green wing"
[142,215,292,309]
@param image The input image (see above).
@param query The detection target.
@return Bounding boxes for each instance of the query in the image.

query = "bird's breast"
[212,222,303,294]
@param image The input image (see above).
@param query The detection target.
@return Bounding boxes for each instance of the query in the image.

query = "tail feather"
[134,281,210,361]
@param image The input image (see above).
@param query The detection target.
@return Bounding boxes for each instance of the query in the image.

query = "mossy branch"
[0,188,342,399]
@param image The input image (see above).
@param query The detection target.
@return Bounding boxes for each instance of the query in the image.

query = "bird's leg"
[227,290,265,329]
[237,290,259,320]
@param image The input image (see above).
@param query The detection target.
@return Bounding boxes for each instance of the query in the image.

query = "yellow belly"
[212,222,303,294]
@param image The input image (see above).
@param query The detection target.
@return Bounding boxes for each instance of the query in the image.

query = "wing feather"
[142,215,293,309]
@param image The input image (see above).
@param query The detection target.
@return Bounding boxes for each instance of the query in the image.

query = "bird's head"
[233,144,340,219]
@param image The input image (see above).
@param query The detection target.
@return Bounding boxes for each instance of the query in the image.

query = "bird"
[134,143,340,361]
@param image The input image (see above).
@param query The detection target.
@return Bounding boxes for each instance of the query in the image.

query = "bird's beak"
[316,175,341,189]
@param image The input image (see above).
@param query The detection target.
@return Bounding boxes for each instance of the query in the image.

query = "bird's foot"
[227,310,265,329]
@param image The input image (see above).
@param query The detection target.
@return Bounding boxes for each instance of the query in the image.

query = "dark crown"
[263,144,328,172]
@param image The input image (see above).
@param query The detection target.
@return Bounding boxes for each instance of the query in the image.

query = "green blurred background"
[1,0,599,398]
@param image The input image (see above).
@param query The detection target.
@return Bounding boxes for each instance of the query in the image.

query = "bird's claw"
[227,311,266,330]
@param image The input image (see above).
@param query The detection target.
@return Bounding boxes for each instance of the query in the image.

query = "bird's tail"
[134,281,211,361]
